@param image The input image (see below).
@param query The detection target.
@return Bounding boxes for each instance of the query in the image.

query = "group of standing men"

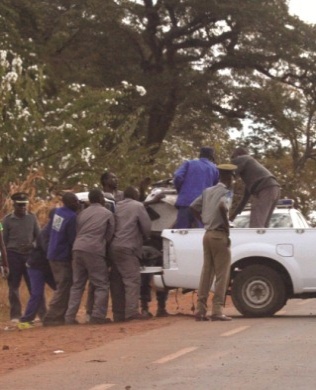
[174,146,280,322]
[0,145,280,326]
[1,172,153,327]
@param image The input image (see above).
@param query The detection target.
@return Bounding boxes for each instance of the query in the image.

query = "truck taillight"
[163,239,177,269]
[163,239,170,269]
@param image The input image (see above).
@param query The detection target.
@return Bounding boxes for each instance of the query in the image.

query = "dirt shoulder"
[0,291,233,377]
[0,290,207,376]
[0,313,187,376]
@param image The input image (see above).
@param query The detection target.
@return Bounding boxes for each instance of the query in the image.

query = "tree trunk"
[145,86,177,154]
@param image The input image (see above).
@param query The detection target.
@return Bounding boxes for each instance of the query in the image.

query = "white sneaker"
[11,318,19,323]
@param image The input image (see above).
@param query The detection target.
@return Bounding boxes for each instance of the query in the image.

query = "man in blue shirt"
[173,147,219,228]
[43,192,79,326]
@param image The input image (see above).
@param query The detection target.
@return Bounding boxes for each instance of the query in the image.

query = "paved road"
[1,299,316,390]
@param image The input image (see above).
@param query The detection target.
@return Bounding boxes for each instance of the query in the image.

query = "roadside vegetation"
[2,1,316,312]
[1,3,316,215]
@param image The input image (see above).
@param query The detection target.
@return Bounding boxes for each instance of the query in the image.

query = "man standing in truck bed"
[173,147,219,228]
[230,147,280,228]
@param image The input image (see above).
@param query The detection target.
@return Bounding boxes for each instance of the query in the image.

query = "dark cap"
[11,192,29,204]
[199,147,215,160]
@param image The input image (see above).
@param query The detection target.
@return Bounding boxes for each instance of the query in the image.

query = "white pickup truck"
[153,201,316,317]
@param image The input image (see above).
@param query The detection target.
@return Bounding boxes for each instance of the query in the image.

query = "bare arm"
[190,194,203,224]
[190,206,202,224]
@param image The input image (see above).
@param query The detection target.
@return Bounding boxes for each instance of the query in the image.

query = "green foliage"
[6,0,315,151]
[3,0,316,217]
[0,48,152,195]
[233,78,316,219]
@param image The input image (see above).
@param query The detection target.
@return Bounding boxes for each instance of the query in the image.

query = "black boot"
[141,302,153,318]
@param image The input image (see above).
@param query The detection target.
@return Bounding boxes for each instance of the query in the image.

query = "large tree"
[234,76,316,218]
[4,0,316,208]
[4,0,316,153]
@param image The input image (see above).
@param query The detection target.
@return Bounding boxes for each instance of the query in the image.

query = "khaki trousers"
[197,230,231,316]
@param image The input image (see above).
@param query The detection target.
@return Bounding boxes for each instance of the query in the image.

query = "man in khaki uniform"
[190,164,236,321]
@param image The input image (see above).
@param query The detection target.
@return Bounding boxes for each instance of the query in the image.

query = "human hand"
[229,212,236,222]
[152,192,165,202]
[139,177,151,188]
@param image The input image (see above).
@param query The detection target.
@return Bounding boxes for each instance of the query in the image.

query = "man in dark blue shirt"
[43,192,79,326]
[173,147,219,228]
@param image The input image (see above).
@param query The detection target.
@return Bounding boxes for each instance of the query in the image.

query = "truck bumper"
[153,274,165,289]
[140,266,162,274]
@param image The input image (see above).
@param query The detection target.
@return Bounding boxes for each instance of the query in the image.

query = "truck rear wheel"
[231,265,286,317]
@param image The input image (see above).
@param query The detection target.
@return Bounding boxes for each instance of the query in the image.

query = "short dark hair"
[231,147,248,158]
[199,147,215,161]
[100,171,111,186]
[123,186,139,200]
[62,192,79,208]
[88,188,103,203]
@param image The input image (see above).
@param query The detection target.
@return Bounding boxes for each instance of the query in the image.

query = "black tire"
[231,265,287,317]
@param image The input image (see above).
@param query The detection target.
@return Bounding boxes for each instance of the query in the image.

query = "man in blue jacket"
[43,192,79,326]
[173,147,219,228]
[18,209,56,328]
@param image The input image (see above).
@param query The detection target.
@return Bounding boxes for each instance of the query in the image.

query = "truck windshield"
[234,213,293,228]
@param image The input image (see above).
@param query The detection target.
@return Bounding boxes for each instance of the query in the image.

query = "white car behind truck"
[153,200,316,317]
